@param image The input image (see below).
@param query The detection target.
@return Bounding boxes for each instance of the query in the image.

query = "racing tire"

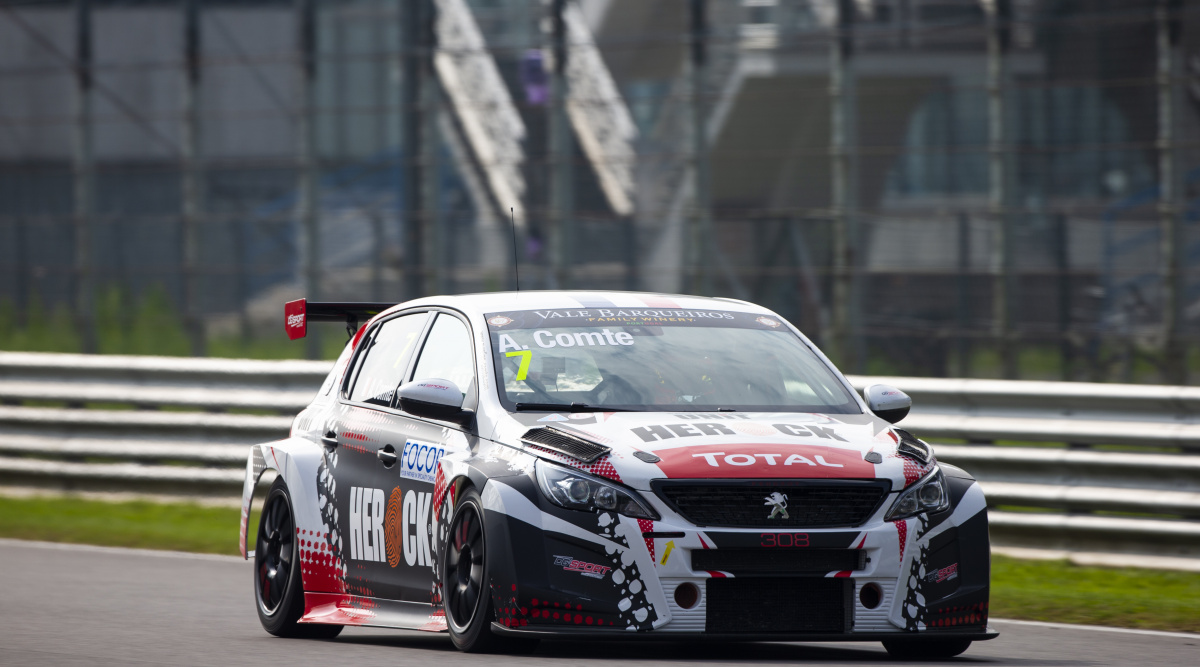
[254,478,343,640]
[881,638,972,660]
[442,487,538,654]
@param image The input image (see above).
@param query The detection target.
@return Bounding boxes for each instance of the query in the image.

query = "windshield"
[485,308,860,413]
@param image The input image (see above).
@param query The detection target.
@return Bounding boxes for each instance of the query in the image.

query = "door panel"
[392,312,477,597]
[330,311,479,605]
[328,312,429,601]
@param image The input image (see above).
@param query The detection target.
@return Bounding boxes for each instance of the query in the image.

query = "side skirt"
[300,592,446,632]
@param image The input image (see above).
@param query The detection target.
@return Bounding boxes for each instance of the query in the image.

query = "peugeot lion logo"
[764,492,789,519]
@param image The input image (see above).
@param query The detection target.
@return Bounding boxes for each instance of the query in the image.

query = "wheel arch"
[239,438,327,559]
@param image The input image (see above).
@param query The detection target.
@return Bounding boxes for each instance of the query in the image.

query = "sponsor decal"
[774,423,849,441]
[384,487,403,567]
[652,443,875,479]
[348,486,432,567]
[350,486,386,562]
[400,439,445,484]
[284,299,307,340]
[402,490,433,567]
[756,316,780,328]
[630,422,736,442]
[659,540,675,565]
[925,563,959,584]
[764,492,790,519]
[538,413,569,422]
[553,555,612,579]
[628,422,847,443]
[484,308,780,331]
[529,329,634,348]
[692,451,844,468]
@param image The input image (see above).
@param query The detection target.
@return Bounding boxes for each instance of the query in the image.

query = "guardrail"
[2,352,1197,560]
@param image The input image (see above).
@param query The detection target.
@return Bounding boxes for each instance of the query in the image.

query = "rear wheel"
[254,478,342,639]
[442,487,537,654]
[882,638,972,660]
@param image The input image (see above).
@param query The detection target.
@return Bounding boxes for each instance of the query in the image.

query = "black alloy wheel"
[446,494,486,632]
[442,487,537,654]
[256,487,294,615]
[254,478,342,639]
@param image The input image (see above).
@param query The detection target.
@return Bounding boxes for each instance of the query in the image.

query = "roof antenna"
[510,207,521,291]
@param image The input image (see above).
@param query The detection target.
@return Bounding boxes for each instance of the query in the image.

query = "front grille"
[520,426,611,462]
[693,548,864,575]
[706,578,851,633]
[655,480,891,528]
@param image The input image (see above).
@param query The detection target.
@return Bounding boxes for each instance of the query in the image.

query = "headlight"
[885,466,950,521]
[535,459,658,520]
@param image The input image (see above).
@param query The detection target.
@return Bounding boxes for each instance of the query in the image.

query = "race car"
[239,291,995,659]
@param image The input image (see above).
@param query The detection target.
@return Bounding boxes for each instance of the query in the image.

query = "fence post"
[181,0,206,356]
[549,0,575,290]
[297,0,321,359]
[425,2,446,296]
[987,0,1015,378]
[402,0,426,299]
[957,212,972,376]
[830,0,859,370]
[1055,213,1073,380]
[73,0,97,354]
[1158,0,1185,384]
[688,0,712,296]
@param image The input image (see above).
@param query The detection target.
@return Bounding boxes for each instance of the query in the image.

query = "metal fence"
[1,351,1197,560]
[3,1,1200,384]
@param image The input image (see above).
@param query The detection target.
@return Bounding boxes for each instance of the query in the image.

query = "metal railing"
[1,352,1197,559]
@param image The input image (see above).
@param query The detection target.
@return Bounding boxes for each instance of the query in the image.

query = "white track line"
[0,538,244,563]
[991,618,1200,640]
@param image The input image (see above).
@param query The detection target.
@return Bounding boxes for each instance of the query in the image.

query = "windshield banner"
[484,308,785,331]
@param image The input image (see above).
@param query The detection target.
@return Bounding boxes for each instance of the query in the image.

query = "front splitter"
[491,623,999,642]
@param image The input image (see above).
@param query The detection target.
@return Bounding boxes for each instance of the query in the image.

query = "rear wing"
[284,299,397,340]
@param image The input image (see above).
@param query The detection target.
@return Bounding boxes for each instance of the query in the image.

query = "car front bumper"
[478,472,992,638]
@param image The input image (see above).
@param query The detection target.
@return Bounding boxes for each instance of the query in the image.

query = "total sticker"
[400,439,445,484]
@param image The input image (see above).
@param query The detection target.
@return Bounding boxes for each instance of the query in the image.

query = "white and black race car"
[239,292,995,659]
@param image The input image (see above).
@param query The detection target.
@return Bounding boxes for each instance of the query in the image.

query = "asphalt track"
[2,540,1197,667]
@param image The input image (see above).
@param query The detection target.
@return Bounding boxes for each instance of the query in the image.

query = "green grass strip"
[991,555,1200,633]
[0,495,242,556]
[1,495,1198,633]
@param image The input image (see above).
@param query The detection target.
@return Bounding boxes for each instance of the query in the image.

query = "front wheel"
[442,486,537,654]
[254,478,342,639]
[882,638,972,660]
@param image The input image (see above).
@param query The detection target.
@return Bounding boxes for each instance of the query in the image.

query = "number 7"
[505,350,532,381]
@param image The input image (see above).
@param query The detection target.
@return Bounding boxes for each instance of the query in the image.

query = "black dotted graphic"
[596,510,657,630]
[900,513,931,631]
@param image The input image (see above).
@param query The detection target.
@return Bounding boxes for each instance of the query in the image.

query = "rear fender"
[238,438,328,559]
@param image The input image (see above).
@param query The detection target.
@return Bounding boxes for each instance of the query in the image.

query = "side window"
[348,313,429,406]
[410,314,475,399]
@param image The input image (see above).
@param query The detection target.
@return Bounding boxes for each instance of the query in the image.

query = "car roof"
[383,291,774,321]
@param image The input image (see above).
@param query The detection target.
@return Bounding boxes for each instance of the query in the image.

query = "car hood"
[493,410,931,491]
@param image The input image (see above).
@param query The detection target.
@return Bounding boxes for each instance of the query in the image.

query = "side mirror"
[397,379,473,425]
[864,384,911,424]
